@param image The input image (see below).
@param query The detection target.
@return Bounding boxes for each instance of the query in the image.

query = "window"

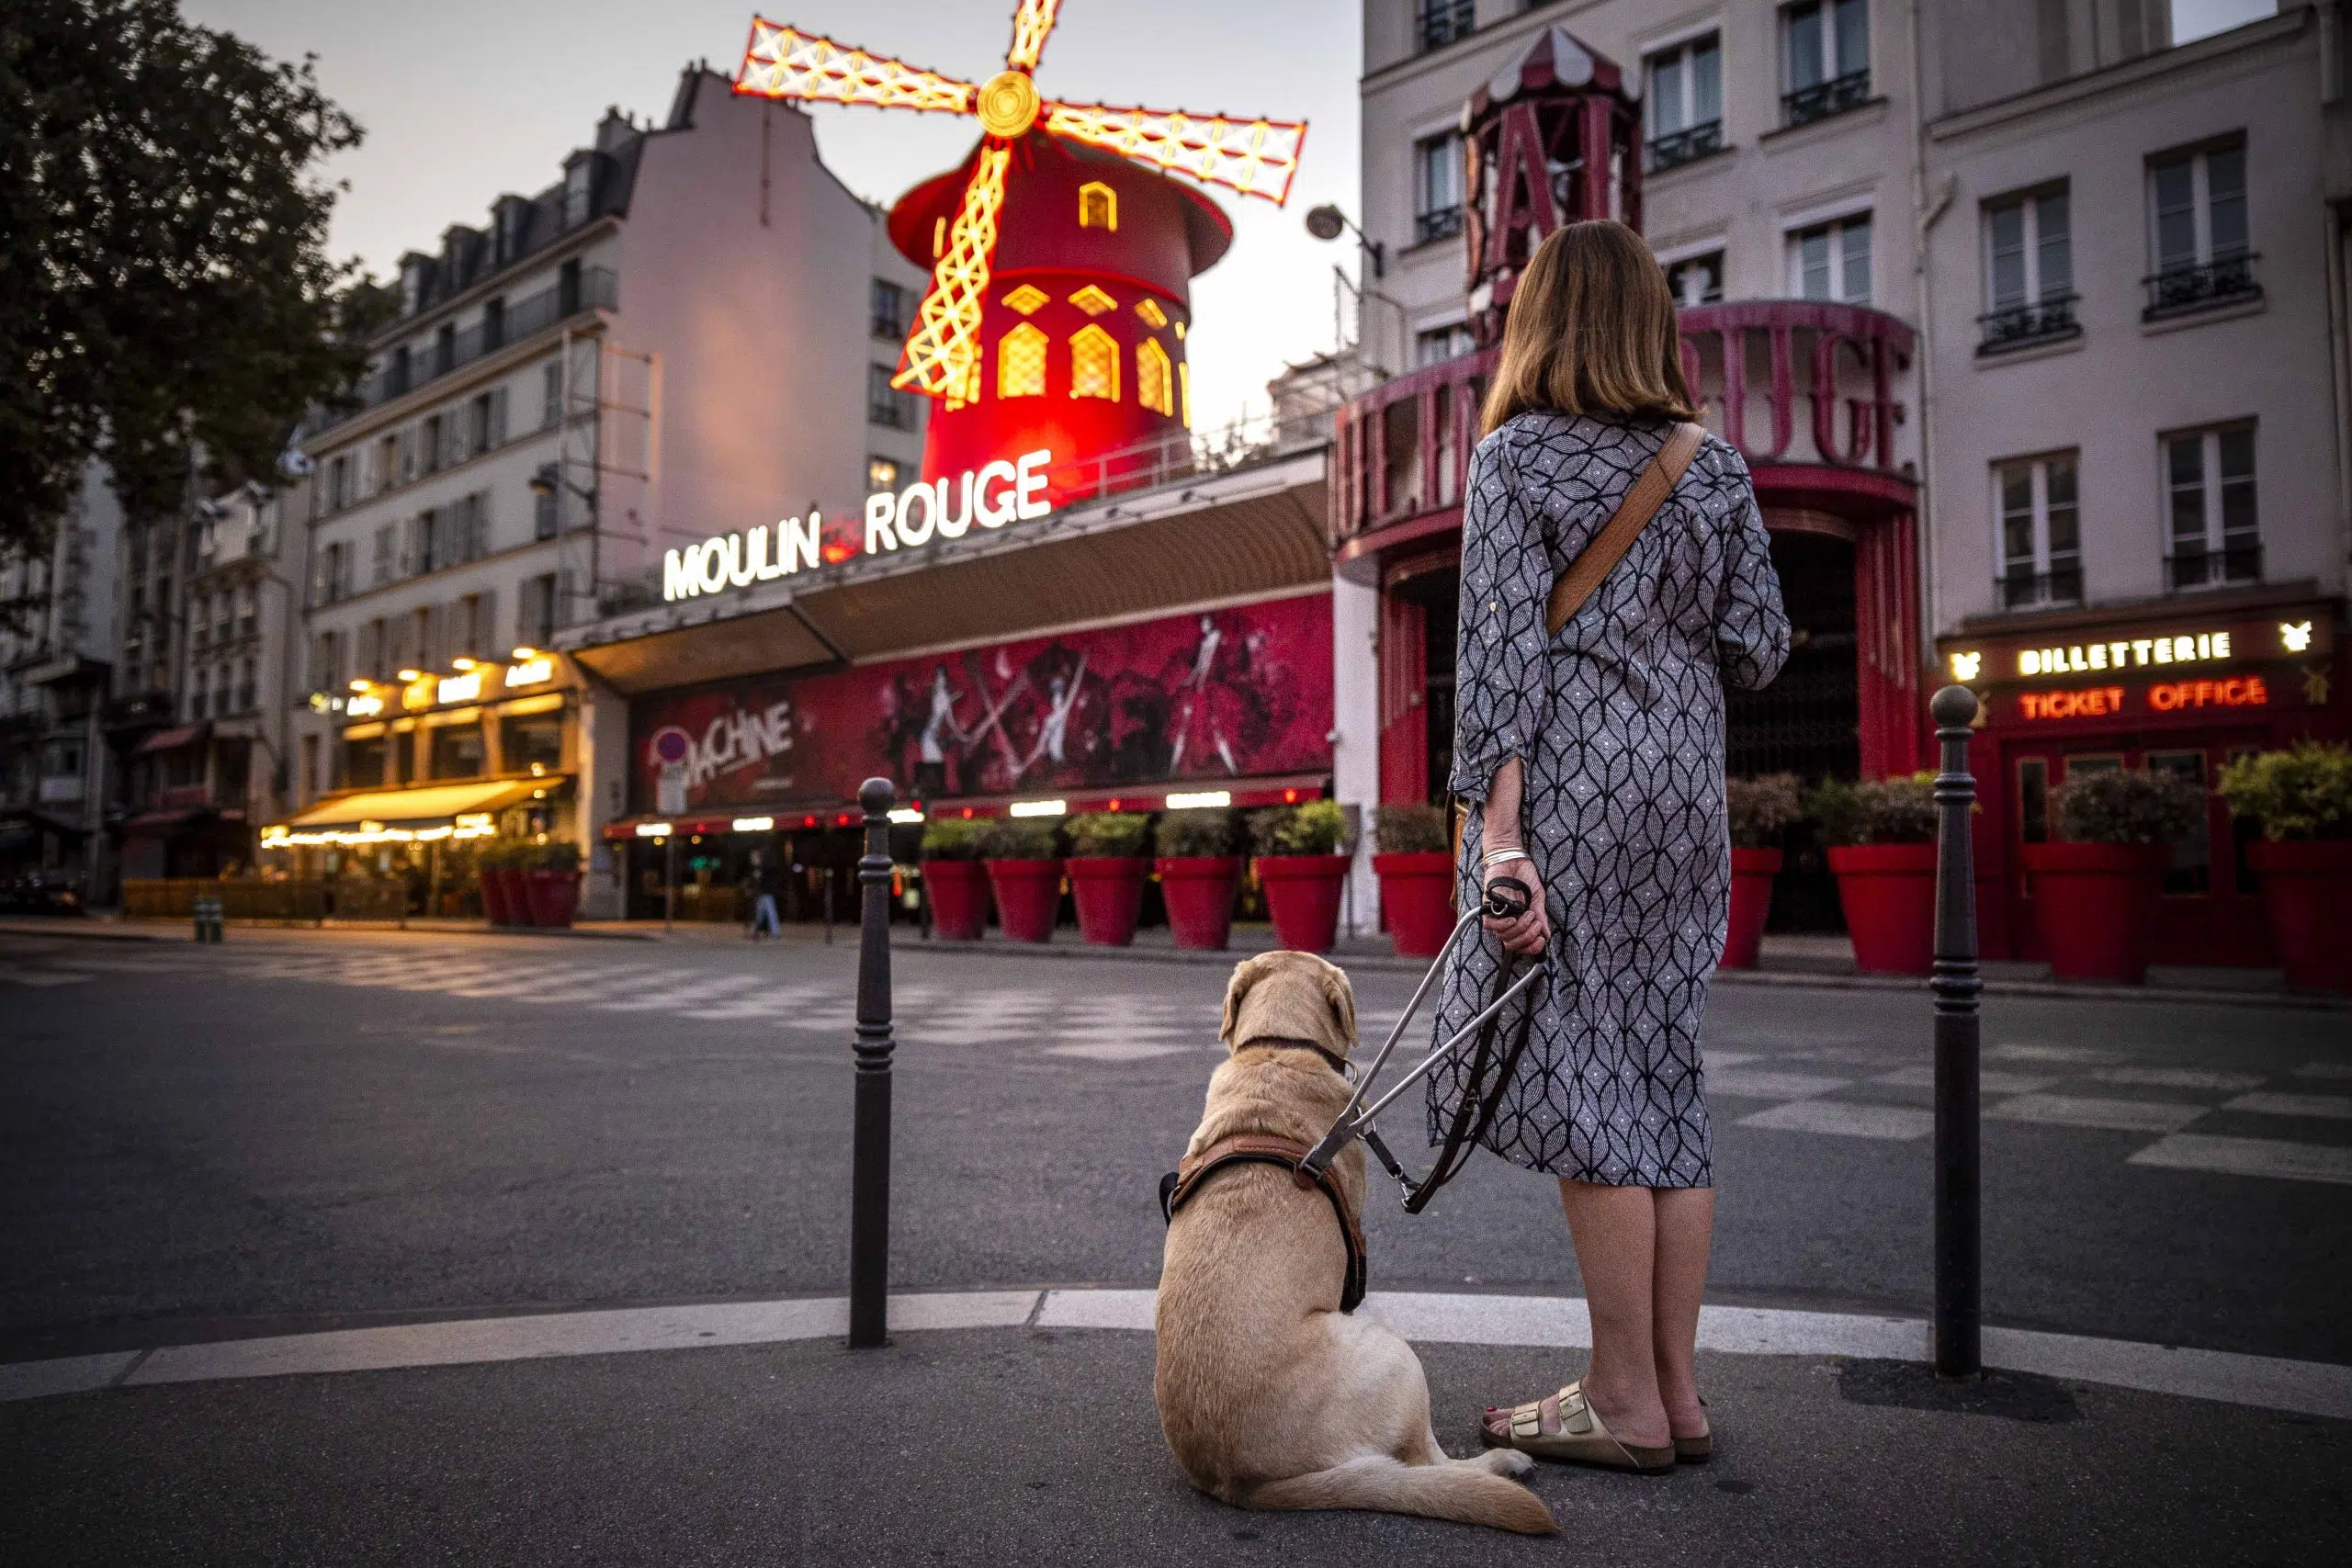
[435,322,456,378]
[871,279,909,339]
[482,295,506,352]
[359,618,385,681]
[867,363,915,428]
[1413,132,1464,243]
[372,525,396,586]
[2145,142,2256,317]
[867,457,901,492]
[1078,182,1117,231]
[311,630,343,693]
[1787,214,1871,304]
[1781,0,1870,125]
[452,593,486,661]
[422,414,445,476]
[1995,452,2082,610]
[1666,251,1724,307]
[1137,337,1174,416]
[563,158,594,229]
[533,482,559,541]
[501,712,565,774]
[1069,324,1119,401]
[2148,751,2211,894]
[1416,0,1475,53]
[518,573,559,648]
[373,434,397,497]
[1414,322,1476,367]
[340,735,387,790]
[468,392,494,457]
[2164,424,2259,589]
[1645,34,1723,170]
[233,659,256,715]
[234,586,255,639]
[1980,188,2075,351]
[998,322,1048,399]
[541,360,564,430]
[328,456,350,512]
[430,724,485,781]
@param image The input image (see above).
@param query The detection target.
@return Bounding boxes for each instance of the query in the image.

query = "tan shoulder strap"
[1544,421,1707,637]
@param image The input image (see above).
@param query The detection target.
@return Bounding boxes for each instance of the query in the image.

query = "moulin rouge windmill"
[732,1,1306,495]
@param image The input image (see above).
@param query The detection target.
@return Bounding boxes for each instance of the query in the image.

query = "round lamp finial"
[859,777,897,817]
[1929,684,1980,729]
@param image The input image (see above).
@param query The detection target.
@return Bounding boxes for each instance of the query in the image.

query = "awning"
[265,778,559,846]
[123,807,213,832]
[134,723,209,756]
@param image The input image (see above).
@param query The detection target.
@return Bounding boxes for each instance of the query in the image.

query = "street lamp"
[1306,203,1385,278]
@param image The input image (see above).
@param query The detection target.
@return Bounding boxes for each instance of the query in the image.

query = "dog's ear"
[1319,960,1358,1046]
[1221,955,1269,1045]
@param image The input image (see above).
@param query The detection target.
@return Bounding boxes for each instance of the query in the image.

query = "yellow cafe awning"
[263,779,557,847]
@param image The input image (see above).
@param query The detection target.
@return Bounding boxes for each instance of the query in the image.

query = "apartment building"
[277,65,931,897]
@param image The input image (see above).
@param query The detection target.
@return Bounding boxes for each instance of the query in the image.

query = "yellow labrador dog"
[1154,951,1556,1535]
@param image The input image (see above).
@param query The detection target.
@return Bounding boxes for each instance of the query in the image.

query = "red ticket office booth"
[1939,589,2346,967]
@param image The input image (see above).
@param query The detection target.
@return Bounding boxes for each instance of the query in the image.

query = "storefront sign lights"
[438,671,483,704]
[505,656,554,686]
[2016,633,2231,678]
[661,450,1055,605]
[2019,677,2270,722]
[345,693,385,718]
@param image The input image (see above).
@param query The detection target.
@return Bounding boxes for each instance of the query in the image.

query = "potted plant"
[1724,774,1802,970]
[491,840,537,927]
[2217,742,2352,993]
[1809,774,1939,975]
[1249,799,1351,953]
[2026,769,2204,984]
[1154,808,1241,951]
[521,840,583,929]
[1065,812,1151,946]
[1372,803,1453,958]
[979,818,1062,943]
[919,818,990,941]
[477,840,516,926]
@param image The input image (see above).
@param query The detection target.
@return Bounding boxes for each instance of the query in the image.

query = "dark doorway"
[1415,569,1460,802]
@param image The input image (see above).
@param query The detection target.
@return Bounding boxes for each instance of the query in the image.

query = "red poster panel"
[634,593,1334,812]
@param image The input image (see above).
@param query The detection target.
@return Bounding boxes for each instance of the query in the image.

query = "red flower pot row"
[2023,841,2168,983]
[481,867,579,929]
[1159,856,1241,950]
[1722,848,1781,970]
[1827,843,1939,975]
[2245,840,2352,993]
[1374,852,1453,958]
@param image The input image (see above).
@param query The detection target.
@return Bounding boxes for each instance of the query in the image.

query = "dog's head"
[1219,951,1357,1061]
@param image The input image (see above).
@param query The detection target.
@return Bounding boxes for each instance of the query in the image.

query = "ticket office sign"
[1939,613,2331,688]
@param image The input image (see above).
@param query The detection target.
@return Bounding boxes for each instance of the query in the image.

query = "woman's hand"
[1482,857,1551,957]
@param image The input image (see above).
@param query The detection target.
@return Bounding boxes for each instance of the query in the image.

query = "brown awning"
[133,723,209,755]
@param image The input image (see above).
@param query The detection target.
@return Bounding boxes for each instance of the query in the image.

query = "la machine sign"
[662,449,1055,604]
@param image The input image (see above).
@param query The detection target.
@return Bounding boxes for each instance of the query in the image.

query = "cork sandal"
[1674,1396,1712,1463]
[1478,1382,1675,1473]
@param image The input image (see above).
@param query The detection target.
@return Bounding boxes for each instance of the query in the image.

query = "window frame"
[1780,0,1871,124]
[1784,211,1871,304]
[2142,138,2257,318]
[1991,449,2083,611]
[1412,131,1464,244]
[1977,184,2077,352]
[2159,421,2260,591]
[1644,31,1724,170]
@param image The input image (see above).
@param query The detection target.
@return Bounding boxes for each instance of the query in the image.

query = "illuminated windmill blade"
[894,143,1013,408]
[1040,102,1307,205]
[1004,0,1064,71]
[733,17,978,115]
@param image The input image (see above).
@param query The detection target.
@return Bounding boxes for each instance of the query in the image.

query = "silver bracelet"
[1481,848,1532,871]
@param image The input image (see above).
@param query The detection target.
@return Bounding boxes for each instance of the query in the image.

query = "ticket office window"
[2145,750,2209,894]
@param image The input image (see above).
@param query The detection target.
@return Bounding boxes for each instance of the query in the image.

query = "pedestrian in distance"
[1437,219,1791,1472]
[745,853,782,941]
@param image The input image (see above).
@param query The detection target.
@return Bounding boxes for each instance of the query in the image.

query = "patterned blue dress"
[1426,412,1790,1188]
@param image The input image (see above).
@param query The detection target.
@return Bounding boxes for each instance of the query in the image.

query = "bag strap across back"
[1543,420,1707,637]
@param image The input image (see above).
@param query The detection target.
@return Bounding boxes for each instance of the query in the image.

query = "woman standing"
[1431,220,1790,1472]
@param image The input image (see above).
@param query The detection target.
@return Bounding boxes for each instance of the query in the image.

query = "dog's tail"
[1241,1456,1557,1535]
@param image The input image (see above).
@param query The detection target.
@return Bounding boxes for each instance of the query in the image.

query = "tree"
[0,0,387,561]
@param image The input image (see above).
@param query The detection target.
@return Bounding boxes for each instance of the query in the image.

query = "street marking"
[1043,1042,1193,1062]
[1989,1094,2206,1134]
[8,970,93,987]
[0,1350,140,1402]
[1736,1100,1935,1140]
[1982,1325,2352,1422]
[2291,1062,2352,1081]
[1708,1070,1852,1100]
[2221,1091,2352,1121]
[1872,1065,2056,1095]
[2092,1067,2265,1092]
[1701,1051,1762,1068]
[1990,1044,2125,1065]
[2129,1134,2352,1185]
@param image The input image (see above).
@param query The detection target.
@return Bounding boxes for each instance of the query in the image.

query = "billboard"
[632,592,1333,812]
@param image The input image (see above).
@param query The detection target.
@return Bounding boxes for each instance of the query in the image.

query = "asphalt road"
[3,928,2348,1364]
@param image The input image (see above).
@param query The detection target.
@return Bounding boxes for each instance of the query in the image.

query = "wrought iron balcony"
[323,267,618,429]
[1997,566,2083,612]
[2165,544,2261,591]
[2143,255,2261,320]
[1976,293,2080,355]
[1414,206,1464,244]
[1781,70,1871,127]
[1645,119,1724,172]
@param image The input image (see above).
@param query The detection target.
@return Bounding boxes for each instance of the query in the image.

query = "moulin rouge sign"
[662,450,1055,604]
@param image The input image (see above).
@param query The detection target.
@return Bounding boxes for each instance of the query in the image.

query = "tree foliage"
[0,0,387,557]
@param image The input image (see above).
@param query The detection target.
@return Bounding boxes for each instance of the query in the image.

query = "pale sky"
[181,0,1364,435]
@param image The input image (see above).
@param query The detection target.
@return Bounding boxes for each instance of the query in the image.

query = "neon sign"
[345,693,384,718]
[437,671,483,704]
[2150,677,2268,711]
[2020,686,2124,721]
[2017,632,2230,678]
[504,656,554,687]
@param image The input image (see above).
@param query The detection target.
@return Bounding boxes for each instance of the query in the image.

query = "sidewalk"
[3,1289,2343,1565]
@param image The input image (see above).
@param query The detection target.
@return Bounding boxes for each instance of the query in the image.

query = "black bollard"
[848,777,897,1348]
[1928,683,1984,1378]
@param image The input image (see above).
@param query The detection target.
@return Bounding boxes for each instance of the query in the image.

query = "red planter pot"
[1827,843,1939,976]
[2245,840,2352,993]
[922,859,989,942]
[1722,847,1783,970]
[1157,856,1241,950]
[1374,852,1455,958]
[2023,841,2170,984]
[522,869,581,930]
[1068,857,1147,946]
[986,857,1063,943]
[1256,853,1351,953]
[479,868,514,926]
[492,866,533,927]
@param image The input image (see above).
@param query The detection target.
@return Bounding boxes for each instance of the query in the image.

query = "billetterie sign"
[663,448,1054,604]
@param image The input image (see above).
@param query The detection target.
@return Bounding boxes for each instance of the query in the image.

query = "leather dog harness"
[1158,1040,1370,1314]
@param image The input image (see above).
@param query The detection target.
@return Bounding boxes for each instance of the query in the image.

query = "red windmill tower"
[733,1,1306,497]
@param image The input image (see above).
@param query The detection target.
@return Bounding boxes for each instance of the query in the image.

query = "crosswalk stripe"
[2128,1134,2352,1185]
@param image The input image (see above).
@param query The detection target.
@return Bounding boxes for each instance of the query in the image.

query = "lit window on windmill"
[1136,338,1173,416]
[1174,321,1186,340]
[998,322,1048,399]
[1069,285,1117,317]
[1135,299,1169,329]
[1070,324,1119,401]
[1179,361,1191,423]
[933,216,946,258]
[1079,182,1117,231]
[1002,284,1050,316]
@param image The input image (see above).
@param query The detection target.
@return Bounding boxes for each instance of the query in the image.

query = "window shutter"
[477,590,496,660]
[473,491,492,559]
[398,428,416,483]
[489,388,508,447]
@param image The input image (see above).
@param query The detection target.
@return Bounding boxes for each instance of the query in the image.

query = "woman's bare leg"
[1556,1179,1669,1448]
[1650,1186,1714,1438]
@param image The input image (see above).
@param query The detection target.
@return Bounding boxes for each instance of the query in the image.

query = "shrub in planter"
[979,818,1062,942]
[521,840,582,929]
[1372,803,1453,959]
[2218,742,2352,992]
[1065,812,1151,947]
[1723,773,1802,969]
[1808,774,1939,975]
[476,840,517,926]
[485,839,536,927]
[2027,770,2206,984]
[919,818,990,941]
[1249,800,1351,953]
[1154,808,1240,951]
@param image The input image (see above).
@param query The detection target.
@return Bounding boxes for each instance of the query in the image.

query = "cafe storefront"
[1938,587,2346,966]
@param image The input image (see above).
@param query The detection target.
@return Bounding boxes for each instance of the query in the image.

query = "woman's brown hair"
[1480,219,1699,436]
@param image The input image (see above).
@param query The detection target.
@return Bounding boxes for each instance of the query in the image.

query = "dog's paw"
[1480,1447,1537,1479]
